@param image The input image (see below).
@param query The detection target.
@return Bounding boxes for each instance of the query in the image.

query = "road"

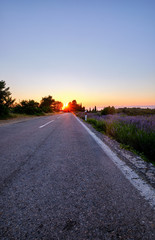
[0,113,154,239]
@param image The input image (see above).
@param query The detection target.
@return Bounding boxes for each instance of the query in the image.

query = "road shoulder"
[77,116,155,189]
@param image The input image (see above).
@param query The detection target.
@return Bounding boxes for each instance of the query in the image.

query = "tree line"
[63,100,85,112]
[88,105,155,116]
[0,80,62,118]
[0,80,85,118]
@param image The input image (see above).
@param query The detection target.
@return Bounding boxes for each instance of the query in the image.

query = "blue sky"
[0,0,155,108]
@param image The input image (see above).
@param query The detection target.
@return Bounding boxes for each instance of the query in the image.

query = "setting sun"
[62,102,69,110]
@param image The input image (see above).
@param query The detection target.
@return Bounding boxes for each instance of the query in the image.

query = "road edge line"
[75,115,155,209]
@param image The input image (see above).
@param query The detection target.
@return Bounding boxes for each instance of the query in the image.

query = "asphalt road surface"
[0,113,154,239]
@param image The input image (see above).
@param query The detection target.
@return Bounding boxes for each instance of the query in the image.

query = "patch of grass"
[86,118,155,164]
[10,113,44,118]
[87,118,106,132]
[87,118,97,125]
[114,122,155,162]
[0,112,45,121]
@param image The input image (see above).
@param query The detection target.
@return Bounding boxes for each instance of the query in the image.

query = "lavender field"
[77,112,155,163]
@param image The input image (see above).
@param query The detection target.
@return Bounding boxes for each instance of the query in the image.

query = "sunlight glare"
[63,102,69,110]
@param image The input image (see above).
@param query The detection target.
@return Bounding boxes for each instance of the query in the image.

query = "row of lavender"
[77,112,155,163]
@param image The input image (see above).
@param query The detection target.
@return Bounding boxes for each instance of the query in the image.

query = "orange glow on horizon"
[62,102,69,110]
[13,90,155,110]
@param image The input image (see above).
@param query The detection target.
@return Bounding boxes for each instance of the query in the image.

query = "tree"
[101,106,116,115]
[64,100,85,112]
[53,101,63,111]
[40,95,55,113]
[68,100,77,111]
[0,80,15,117]
[92,106,97,112]
[13,100,42,115]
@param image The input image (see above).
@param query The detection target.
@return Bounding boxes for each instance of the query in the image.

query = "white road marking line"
[39,120,54,128]
[57,116,61,119]
[75,116,155,209]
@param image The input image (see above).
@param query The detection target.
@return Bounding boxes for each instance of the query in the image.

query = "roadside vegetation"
[88,105,155,116]
[0,80,15,119]
[1,81,154,164]
[77,108,155,164]
[0,80,63,119]
[0,80,85,120]
[63,100,85,112]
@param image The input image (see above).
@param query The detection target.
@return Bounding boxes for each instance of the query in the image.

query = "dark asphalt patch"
[63,219,77,231]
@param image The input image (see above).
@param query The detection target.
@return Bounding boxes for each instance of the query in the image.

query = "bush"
[87,118,97,126]
[40,95,54,113]
[87,117,155,163]
[87,118,106,132]
[101,106,116,115]
[117,107,155,116]
[113,122,155,162]
[96,120,106,132]
[13,100,43,115]
[0,105,9,118]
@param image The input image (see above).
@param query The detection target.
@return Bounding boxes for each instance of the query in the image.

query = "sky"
[0,0,155,109]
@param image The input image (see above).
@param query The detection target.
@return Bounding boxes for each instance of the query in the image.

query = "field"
[77,112,155,164]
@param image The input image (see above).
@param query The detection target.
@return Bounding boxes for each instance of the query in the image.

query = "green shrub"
[87,118,155,163]
[101,106,116,115]
[87,119,106,132]
[96,120,106,132]
[111,122,155,162]
[87,118,97,126]
[117,107,155,116]
[13,100,43,115]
